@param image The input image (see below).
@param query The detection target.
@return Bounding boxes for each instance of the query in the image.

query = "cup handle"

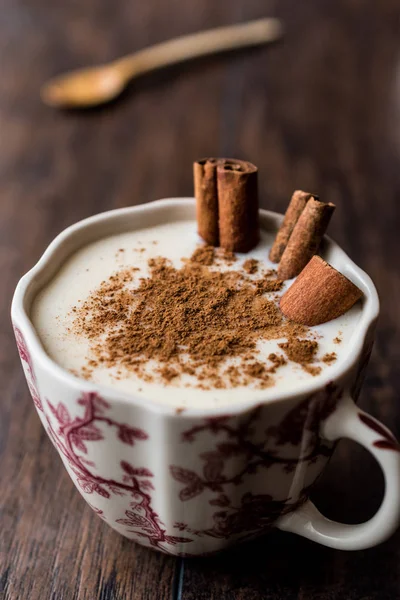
[276,394,400,550]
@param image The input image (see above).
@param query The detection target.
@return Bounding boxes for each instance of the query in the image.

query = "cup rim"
[11,197,380,417]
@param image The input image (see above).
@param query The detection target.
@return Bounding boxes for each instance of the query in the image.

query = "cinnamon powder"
[278,338,321,375]
[243,258,259,274]
[267,353,287,373]
[72,248,321,389]
[217,249,237,264]
[322,352,337,364]
[190,245,215,266]
[279,338,318,364]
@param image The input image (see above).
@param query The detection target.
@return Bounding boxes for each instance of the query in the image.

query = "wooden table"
[2,0,400,598]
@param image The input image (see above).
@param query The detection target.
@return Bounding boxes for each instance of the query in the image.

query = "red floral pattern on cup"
[173,491,311,547]
[14,323,355,553]
[13,326,43,412]
[359,413,400,452]
[45,392,192,550]
[169,383,341,543]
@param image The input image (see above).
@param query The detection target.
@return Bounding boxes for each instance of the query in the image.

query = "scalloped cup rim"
[11,197,379,418]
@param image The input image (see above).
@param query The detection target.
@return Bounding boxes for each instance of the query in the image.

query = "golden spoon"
[41,18,283,109]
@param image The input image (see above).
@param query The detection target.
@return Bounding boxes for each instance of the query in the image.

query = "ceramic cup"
[11,199,400,556]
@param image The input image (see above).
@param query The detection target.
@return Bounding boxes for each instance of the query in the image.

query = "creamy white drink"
[31,220,362,408]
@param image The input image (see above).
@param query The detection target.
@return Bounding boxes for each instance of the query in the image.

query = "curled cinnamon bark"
[277,198,335,280]
[280,255,363,326]
[217,159,259,252]
[269,190,315,263]
[194,158,219,245]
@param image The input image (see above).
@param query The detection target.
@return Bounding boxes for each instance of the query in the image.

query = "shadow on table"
[183,527,399,600]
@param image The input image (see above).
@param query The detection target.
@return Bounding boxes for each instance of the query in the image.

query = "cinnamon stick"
[280,255,363,326]
[194,158,219,245]
[277,198,335,280]
[269,190,315,263]
[217,158,259,252]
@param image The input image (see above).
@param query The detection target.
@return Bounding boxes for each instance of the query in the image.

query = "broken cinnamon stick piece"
[278,198,335,280]
[269,190,315,263]
[280,255,363,326]
[194,158,219,245]
[217,158,259,252]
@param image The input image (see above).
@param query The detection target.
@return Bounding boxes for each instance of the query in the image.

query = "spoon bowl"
[41,64,126,108]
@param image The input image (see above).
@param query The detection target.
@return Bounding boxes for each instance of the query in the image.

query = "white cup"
[11,198,400,556]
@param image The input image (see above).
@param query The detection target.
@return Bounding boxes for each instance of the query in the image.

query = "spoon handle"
[115,18,283,80]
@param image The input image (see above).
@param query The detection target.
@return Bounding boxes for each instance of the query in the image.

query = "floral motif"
[16,332,346,554]
[45,392,192,550]
[174,490,311,543]
[359,413,400,452]
[13,325,42,411]
[170,384,341,542]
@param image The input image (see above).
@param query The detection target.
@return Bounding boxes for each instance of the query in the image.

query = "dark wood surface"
[1,0,400,598]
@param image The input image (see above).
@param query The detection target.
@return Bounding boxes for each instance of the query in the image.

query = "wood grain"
[1,0,400,598]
